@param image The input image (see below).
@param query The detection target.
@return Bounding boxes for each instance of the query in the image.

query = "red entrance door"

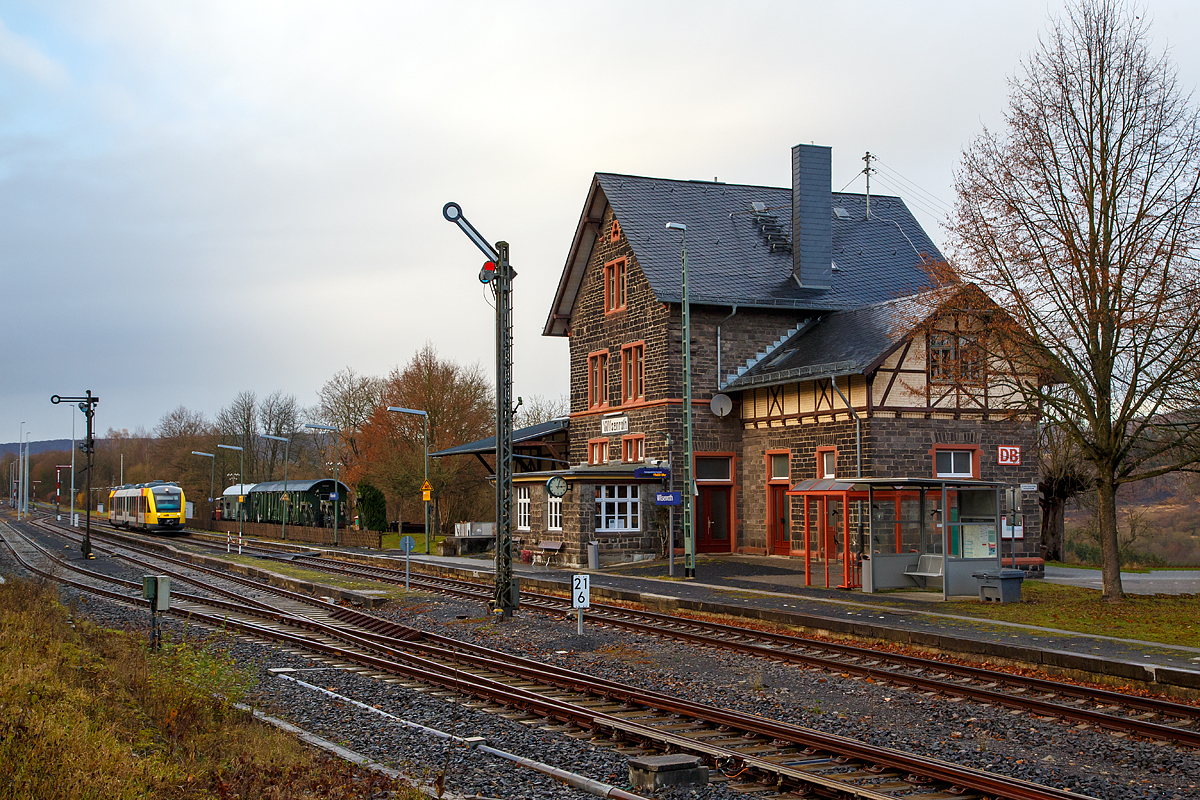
[697,485,731,552]
[769,484,790,554]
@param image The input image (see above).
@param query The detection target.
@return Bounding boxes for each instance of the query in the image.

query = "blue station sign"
[654,491,682,506]
[634,467,669,480]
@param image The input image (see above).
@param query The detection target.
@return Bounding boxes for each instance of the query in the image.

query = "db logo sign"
[997,446,1021,466]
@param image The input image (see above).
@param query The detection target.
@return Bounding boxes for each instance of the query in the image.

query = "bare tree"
[514,393,569,430]
[216,391,259,482]
[257,391,301,480]
[951,0,1200,599]
[314,367,383,480]
[1037,418,1091,562]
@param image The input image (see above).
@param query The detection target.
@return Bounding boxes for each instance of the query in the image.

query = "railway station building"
[439,143,1043,587]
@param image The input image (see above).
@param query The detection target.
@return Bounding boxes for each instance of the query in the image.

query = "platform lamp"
[665,221,696,579]
[217,444,244,553]
[16,422,25,520]
[191,451,216,528]
[259,434,290,541]
[304,424,341,547]
[387,406,430,554]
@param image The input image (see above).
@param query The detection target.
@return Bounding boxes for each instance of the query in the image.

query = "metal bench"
[534,540,563,568]
[903,554,944,588]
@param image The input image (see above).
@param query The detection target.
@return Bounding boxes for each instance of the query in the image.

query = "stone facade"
[533,205,1041,570]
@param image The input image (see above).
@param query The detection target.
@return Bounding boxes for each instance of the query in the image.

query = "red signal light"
[479,261,497,284]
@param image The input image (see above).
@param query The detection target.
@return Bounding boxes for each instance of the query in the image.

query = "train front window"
[153,491,182,511]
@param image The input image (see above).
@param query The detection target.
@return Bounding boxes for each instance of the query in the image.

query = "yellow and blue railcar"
[109,481,186,533]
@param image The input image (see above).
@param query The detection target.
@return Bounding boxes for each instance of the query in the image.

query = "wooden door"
[769,484,790,554]
[697,485,732,552]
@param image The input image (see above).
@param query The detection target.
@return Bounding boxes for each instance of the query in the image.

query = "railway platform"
[370,548,1200,696]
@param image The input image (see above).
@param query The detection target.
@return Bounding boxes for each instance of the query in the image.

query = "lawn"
[380,532,445,552]
[943,579,1200,648]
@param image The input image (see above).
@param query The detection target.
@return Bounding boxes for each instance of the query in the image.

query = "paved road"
[1044,565,1200,595]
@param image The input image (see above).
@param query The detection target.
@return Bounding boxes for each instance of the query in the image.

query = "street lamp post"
[217,444,244,554]
[665,222,695,579]
[387,407,430,554]
[304,424,340,547]
[259,434,290,541]
[191,451,216,530]
[17,422,24,520]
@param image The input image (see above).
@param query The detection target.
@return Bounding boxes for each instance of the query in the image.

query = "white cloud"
[0,16,68,87]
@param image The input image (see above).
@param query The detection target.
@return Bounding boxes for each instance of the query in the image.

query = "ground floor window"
[516,485,530,530]
[935,449,974,478]
[589,438,609,465]
[595,484,639,532]
[547,494,562,531]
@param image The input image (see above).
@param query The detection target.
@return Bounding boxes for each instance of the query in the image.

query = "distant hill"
[0,440,74,456]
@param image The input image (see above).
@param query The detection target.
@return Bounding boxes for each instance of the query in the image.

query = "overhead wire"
[870,173,948,223]
[873,159,954,216]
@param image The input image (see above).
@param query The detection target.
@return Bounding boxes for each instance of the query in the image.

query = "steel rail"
[8,521,1093,800]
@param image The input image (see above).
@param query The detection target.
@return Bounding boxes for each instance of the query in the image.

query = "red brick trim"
[621,434,645,463]
[620,340,645,404]
[929,443,981,479]
[816,446,837,479]
[765,448,791,485]
[587,437,610,465]
[610,218,621,242]
[586,349,609,410]
[603,257,627,315]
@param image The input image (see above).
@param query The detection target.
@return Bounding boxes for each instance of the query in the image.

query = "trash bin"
[587,540,600,570]
[972,569,1025,603]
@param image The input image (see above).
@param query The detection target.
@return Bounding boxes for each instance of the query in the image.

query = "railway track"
[220,539,1200,749]
[5,516,1100,800]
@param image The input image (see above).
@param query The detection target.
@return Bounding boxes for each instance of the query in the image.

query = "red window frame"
[588,438,610,465]
[587,350,609,409]
[620,341,645,404]
[604,257,627,314]
[816,446,837,479]
[622,434,645,463]
[930,443,981,479]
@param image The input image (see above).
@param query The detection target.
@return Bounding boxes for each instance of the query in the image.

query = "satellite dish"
[709,393,733,418]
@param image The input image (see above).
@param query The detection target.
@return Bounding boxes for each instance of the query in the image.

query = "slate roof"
[430,418,569,458]
[726,292,939,388]
[544,173,945,336]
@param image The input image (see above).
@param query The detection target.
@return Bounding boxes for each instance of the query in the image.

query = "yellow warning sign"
[421,480,432,492]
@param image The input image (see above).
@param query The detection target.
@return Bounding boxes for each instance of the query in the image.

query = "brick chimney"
[791,143,833,289]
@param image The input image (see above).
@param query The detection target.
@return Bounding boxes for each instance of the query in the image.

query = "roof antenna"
[862,151,876,220]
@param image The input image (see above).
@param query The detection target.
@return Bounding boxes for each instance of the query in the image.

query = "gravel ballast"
[3,528,1198,800]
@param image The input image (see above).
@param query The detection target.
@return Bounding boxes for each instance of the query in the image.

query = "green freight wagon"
[246,479,350,528]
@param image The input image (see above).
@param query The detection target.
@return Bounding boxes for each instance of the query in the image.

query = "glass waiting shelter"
[787,477,1006,599]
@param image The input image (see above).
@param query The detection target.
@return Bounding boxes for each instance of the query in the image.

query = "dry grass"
[944,579,1200,648]
[0,577,420,799]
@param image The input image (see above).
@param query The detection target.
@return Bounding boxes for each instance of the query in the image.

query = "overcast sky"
[3,0,1199,444]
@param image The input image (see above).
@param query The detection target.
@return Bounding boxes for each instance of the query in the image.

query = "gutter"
[828,375,862,479]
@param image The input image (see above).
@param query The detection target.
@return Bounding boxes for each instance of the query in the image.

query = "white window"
[594,484,640,532]
[936,450,974,478]
[547,495,562,531]
[516,485,530,530]
[821,451,836,479]
[589,439,609,465]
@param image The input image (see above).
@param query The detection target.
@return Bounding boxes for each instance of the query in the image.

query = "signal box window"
[930,332,983,385]
[622,434,645,463]
[621,343,645,403]
[589,438,609,465]
[604,258,626,314]
[516,485,530,531]
[595,485,639,532]
[587,351,608,409]
[935,449,974,478]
